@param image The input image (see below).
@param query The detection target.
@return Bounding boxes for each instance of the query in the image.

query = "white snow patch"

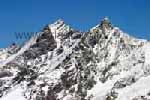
[1,86,26,100]
[88,80,116,100]
[0,36,37,67]
[117,76,150,100]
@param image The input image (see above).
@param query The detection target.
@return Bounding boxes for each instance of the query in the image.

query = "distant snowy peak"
[90,18,147,48]
[49,19,72,38]
[22,19,82,59]
[49,19,71,33]
[47,19,82,48]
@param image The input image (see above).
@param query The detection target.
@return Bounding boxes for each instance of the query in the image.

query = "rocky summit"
[0,18,150,100]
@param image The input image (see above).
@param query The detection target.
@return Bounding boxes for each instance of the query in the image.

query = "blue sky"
[0,0,150,48]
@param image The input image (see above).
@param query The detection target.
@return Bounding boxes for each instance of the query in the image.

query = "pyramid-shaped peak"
[54,18,65,25]
[101,17,111,24]
[100,17,112,29]
[103,17,110,21]
[49,18,68,30]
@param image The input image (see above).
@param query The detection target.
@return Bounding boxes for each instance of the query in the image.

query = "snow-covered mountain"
[0,18,150,100]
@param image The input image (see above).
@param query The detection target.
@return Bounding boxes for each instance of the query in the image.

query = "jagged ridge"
[0,18,150,100]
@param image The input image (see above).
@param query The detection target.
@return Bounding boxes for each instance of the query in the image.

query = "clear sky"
[0,0,150,48]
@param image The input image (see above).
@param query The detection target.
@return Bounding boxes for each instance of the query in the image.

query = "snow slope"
[0,35,37,67]
[1,86,26,100]
[117,76,150,100]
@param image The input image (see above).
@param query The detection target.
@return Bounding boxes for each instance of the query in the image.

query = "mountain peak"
[53,18,65,26]
[49,19,70,32]
[1,18,150,100]
[102,16,110,22]
[100,16,112,29]
[48,19,72,42]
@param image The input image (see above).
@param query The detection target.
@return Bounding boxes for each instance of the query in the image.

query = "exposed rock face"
[24,25,57,59]
[0,71,12,78]
[0,18,150,100]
